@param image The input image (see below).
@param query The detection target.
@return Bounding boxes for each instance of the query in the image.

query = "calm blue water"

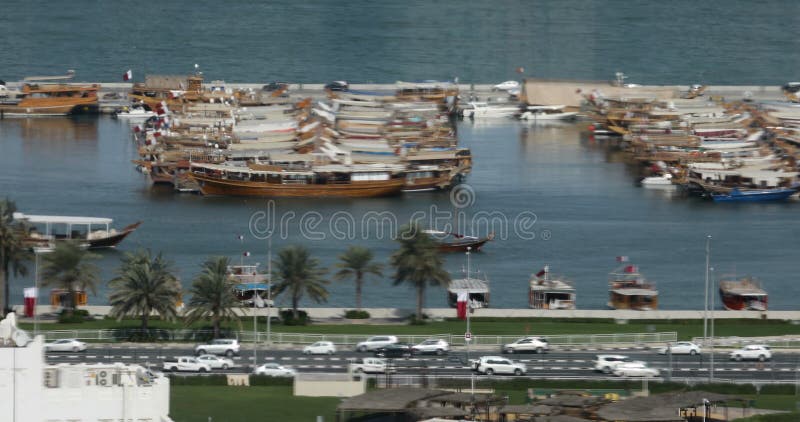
[0,117,797,310]
[1,1,799,310]
[1,0,800,84]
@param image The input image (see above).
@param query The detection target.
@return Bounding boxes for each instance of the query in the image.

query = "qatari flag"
[616,256,629,262]
[535,265,549,278]
[123,70,132,81]
[456,292,468,320]
[243,251,251,257]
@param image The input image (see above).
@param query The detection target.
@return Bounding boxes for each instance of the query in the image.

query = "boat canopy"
[234,282,269,291]
[13,212,112,226]
[610,288,658,296]
[448,278,490,294]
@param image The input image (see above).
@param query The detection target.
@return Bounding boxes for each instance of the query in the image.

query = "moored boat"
[719,277,768,311]
[607,259,658,310]
[518,105,578,121]
[228,264,270,307]
[711,187,797,202]
[0,74,99,117]
[529,265,576,310]
[446,276,490,309]
[422,230,494,252]
[190,161,407,198]
[13,213,141,249]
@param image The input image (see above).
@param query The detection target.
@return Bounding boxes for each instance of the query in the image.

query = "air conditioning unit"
[43,368,59,388]
[96,370,116,387]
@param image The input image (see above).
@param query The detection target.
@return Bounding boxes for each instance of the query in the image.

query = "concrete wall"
[294,373,365,397]
[521,78,681,108]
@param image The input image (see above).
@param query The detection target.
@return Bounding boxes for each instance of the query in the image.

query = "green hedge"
[344,310,370,319]
[168,374,293,387]
[281,310,310,326]
[58,309,93,324]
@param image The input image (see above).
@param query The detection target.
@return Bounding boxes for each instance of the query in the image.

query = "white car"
[349,357,392,374]
[196,354,236,369]
[493,80,520,91]
[45,339,87,352]
[503,337,549,354]
[254,363,296,377]
[729,345,772,362]
[612,362,660,377]
[411,339,450,355]
[195,339,240,357]
[162,356,211,373]
[593,355,643,374]
[658,341,702,355]
[303,341,336,355]
[355,335,398,352]
[473,356,526,376]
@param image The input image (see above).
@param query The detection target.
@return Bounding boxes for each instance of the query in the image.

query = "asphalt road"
[44,345,800,382]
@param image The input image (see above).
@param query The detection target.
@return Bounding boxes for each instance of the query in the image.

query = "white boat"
[518,105,578,121]
[461,101,520,119]
[115,105,156,121]
[641,173,675,187]
[529,266,576,310]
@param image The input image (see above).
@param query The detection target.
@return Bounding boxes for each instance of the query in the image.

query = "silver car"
[45,339,87,352]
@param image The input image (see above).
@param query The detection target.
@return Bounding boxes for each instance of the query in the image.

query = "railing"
[37,329,677,348]
[693,336,800,349]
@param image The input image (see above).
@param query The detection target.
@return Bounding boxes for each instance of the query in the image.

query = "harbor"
[2,75,800,311]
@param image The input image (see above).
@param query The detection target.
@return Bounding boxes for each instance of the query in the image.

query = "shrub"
[168,374,228,386]
[58,309,93,324]
[409,313,429,325]
[280,309,310,326]
[249,375,293,387]
[344,310,370,319]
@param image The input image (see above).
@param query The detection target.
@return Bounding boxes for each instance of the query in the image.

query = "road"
[44,345,800,382]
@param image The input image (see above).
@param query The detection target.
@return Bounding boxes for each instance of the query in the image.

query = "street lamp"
[703,235,712,346]
[465,246,475,401]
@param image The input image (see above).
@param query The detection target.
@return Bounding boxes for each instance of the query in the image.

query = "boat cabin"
[529,267,576,310]
[447,277,490,309]
[719,277,768,311]
[13,213,140,249]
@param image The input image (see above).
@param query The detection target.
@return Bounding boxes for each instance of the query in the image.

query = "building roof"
[595,391,741,422]
[499,404,554,415]
[429,392,496,405]
[337,388,449,412]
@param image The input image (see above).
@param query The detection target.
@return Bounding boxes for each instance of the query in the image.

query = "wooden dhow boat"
[190,161,407,198]
[0,73,99,116]
[13,213,141,249]
[607,259,658,310]
[529,265,576,310]
[719,276,768,311]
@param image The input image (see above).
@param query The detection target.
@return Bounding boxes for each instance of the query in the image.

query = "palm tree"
[335,246,383,311]
[41,241,100,316]
[0,199,30,316]
[390,224,450,319]
[184,256,240,339]
[108,249,182,330]
[273,245,329,319]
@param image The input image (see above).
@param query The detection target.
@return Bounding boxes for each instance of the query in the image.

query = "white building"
[0,313,172,422]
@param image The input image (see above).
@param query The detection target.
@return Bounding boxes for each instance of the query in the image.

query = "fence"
[37,329,676,348]
[692,336,800,349]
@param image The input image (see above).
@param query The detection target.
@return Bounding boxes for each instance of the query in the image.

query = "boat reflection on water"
[5,116,99,145]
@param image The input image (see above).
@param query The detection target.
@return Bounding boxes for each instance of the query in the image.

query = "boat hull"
[192,173,405,198]
[0,101,99,116]
[711,188,796,202]
[436,237,491,253]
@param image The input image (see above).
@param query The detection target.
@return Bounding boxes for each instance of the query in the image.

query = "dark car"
[374,343,413,358]
[262,82,289,92]
[324,80,349,92]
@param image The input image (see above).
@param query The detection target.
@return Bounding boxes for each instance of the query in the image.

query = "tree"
[0,199,30,316]
[390,224,450,319]
[273,245,329,319]
[108,249,182,330]
[335,246,382,311]
[185,256,240,339]
[41,241,100,316]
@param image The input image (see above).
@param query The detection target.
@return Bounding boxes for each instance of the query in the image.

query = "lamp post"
[703,235,712,346]
[266,232,272,348]
[465,246,474,401]
[710,266,715,382]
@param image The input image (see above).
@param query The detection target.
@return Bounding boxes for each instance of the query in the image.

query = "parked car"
[196,354,236,369]
[349,357,392,374]
[658,341,702,356]
[355,335,398,352]
[195,339,240,357]
[303,341,336,355]
[324,80,349,92]
[411,339,450,355]
[503,337,549,354]
[473,356,526,376]
[729,345,772,362]
[374,343,413,358]
[44,339,87,352]
[162,356,211,373]
[253,363,296,377]
[593,355,642,374]
[612,362,660,377]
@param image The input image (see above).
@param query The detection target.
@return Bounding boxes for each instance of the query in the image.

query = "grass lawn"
[21,317,800,341]
[170,386,340,422]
